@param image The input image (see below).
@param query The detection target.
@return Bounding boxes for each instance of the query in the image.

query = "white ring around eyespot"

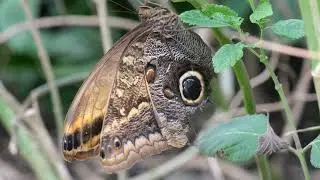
[179,71,205,105]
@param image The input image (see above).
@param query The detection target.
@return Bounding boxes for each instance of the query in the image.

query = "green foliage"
[202,4,244,28]
[212,43,245,73]
[197,114,268,161]
[310,136,320,168]
[180,10,223,27]
[270,19,305,39]
[0,1,103,59]
[179,4,243,28]
[0,0,40,53]
[249,1,273,25]
[42,28,102,63]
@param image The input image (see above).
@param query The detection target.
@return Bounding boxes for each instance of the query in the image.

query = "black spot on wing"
[63,116,104,151]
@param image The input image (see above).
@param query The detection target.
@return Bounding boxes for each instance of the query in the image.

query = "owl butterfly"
[62,5,214,173]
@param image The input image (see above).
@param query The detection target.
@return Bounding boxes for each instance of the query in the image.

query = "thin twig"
[0,81,72,180]
[248,47,303,150]
[226,30,320,61]
[0,82,59,180]
[0,82,21,111]
[129,147,199,180]
[1,15,320,62]
[285,125,320,136]
[0,15,138,45]
[207,158,225,180]
[20,0,64,141]
[23,72,88,109]
[94,0,112,52]
[208,93,317,126]
[25,100,73,180]
[282,61,312,140]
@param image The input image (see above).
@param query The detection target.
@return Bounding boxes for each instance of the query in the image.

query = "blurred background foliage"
[0,0,319,180]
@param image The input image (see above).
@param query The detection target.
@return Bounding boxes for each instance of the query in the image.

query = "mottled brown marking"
[62,22,151,161]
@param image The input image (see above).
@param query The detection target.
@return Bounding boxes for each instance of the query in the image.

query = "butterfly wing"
[62,24,150,161]
[98,31,171,173]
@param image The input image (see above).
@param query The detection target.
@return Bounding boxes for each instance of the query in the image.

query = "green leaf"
[180,10,225,28]
[212,43,245,73]
[202,4,243,27]
[203,4,238,17]
[310,136,320,168]
[270,19,305,39]
[179,4,243,28]
[249,2,273,24]
[197,114,286,162]
[197,114,268,161]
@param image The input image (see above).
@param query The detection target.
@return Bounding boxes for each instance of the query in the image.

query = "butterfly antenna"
[109,0,136,14]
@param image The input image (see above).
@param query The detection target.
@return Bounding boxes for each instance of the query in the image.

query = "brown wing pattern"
[62,24,149,161]
[98,35,170,172]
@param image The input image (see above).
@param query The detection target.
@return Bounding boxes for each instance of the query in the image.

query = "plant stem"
[298,0,320,127]
[213,28,271,180]
[213,30,256,114]
[296,151,311,180]
[233,61,272,180]
[246,0,255,11]
[210,78,229,110]
[255,156,272,180]
[289,147,311,180]
[248,47,310,179]
[303,142,313,153]
[233,61,256,114]
[0,83,59,180]
[259,54,302,149]
[285,125,320,136]
[297,1,320,178]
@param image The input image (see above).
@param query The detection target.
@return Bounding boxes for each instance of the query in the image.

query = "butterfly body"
[63,6,214,173]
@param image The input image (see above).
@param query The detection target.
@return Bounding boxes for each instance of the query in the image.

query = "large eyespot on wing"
[179,70,205,106]
[62,24,150,161]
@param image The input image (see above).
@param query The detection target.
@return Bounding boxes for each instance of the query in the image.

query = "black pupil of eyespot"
[115,141,121,148]
[182,76,202,100]
[100,149,105,159]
